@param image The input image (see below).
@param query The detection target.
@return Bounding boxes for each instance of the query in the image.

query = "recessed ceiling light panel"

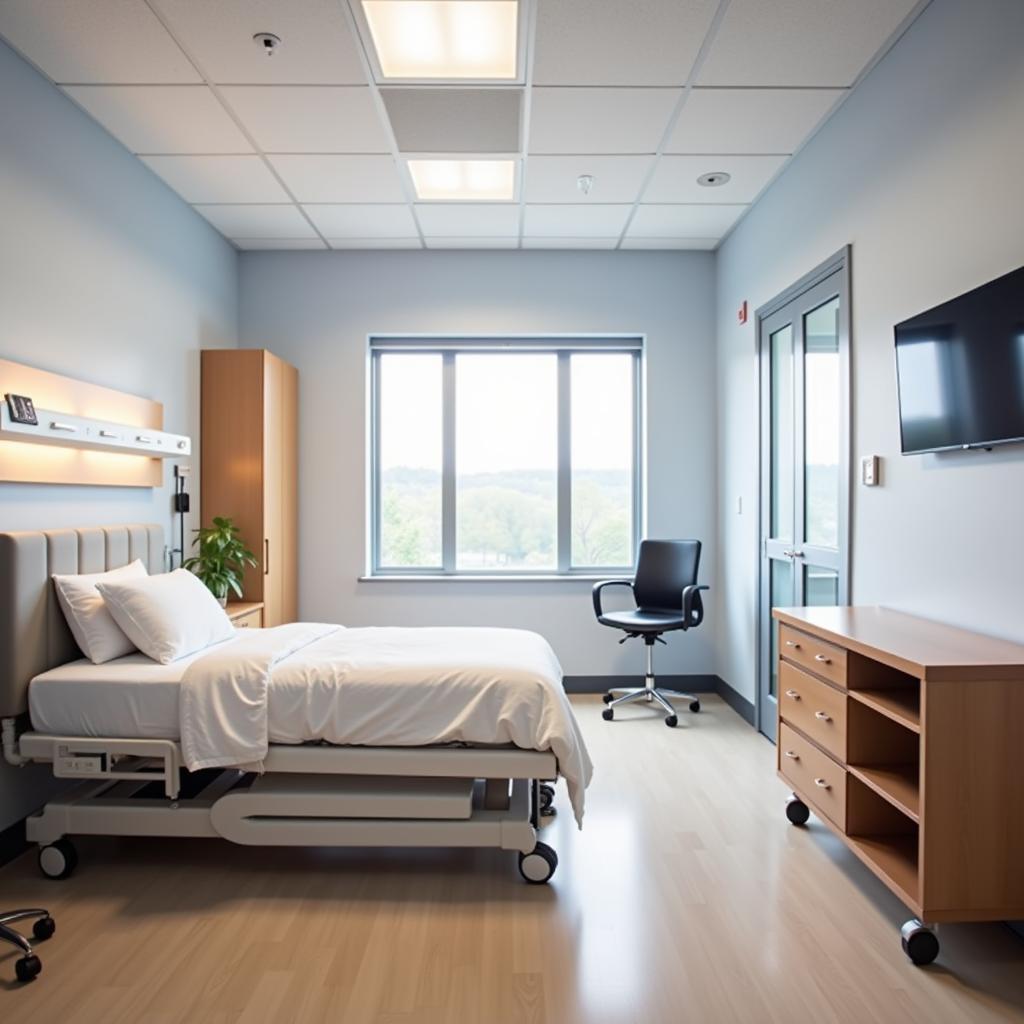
[361,1,519,80]
[408,159,516,201]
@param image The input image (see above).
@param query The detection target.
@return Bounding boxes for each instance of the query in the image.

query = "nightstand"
[226,602,264,629]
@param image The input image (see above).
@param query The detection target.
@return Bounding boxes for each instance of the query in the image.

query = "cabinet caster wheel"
[785,796,810,826]
[665,714,678,728]
[689,700,701,713]
[602,707,614,721]
[518,841,558,884]
[38,838,77,880]
[602,692,614,704]
[901,921,939,966]
[32,916,56,941]
[15,955,42,983]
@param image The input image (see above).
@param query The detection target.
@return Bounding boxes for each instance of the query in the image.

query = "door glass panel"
[769,558,794,698]
[804,564,839,606]
[804,297,840,549]
[770,324,794,540]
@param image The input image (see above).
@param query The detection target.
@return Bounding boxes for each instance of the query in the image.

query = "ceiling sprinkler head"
[253,32,282,57]
[697,171,731,187]
[577,174,595,196]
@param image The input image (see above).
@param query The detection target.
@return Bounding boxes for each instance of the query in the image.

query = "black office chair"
[1,907,54,981]
[592,539,709,728]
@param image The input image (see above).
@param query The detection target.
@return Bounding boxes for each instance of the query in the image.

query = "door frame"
[755,246,852,738]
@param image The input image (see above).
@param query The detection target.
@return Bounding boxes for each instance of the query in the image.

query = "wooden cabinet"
[201,350,298,626]
[774,606,1024,966]
[226,602,264,629]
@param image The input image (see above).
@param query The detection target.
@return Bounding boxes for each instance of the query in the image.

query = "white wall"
[0,40,238,830]
[714,0,1024,701]
[239,249,717,678]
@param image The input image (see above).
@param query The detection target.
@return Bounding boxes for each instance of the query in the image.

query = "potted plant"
[182,516,258,606]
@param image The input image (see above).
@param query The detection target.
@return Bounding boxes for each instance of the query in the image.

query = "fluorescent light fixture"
[362,1,518,79]
[408,159,516,201]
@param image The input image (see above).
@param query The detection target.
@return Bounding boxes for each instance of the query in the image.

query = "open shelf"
[849,763,920,822]
[847,834,920,910]
[850,688,920,733]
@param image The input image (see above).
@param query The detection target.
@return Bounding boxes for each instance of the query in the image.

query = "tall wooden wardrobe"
[200,349,298,626]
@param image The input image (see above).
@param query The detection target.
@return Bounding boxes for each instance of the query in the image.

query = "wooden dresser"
[773,605,1024,965]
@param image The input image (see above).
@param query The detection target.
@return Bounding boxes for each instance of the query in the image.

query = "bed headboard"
[0,524,164,717]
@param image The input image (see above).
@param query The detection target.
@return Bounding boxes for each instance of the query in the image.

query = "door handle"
[814,654,832,665]
[784,689,801,700]
[814,711,831,722]
[785,640,801,649]
[264,538,269,576]
[783,750,800,760]
[781,549,805,559]
[813,778,831,790]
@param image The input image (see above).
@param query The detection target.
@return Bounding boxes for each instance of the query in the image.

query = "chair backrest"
[633,539,702,613]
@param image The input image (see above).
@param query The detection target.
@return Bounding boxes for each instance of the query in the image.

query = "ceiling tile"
[524,205,632,237]
[150,0,366,85]
[63,85,251,154]
[0,0,201,83]
[234,238,327,250]
[303,204,418,238]
[533,0,718,86]
[522,238,619,249]
[328,238,423,249]
[645,155,787,204]
[620,237,718,250]
[415,204,520,237]
[382,88,521,153]
[193,203,316,238]
[529,88,680,154]
[628,204,747,238]
[424,238,520,249]
[268,155,404,203]
[698,0,921,87]
[221,86,390,153]
[667,88,844,155]
[525,155,654,204]
[140,155,289,203]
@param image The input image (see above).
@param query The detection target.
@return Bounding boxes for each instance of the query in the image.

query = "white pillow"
[96,568,235,664]
[53,559,148,664]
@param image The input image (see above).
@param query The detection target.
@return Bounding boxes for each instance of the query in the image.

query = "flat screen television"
[894,264,1024,454]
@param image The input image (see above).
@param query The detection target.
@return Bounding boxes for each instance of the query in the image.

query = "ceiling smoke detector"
[253,32,282,57]
[697,171,731,187]
[577,174,595,196]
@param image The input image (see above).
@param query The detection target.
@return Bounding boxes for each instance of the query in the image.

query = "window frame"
[368,335,644,578]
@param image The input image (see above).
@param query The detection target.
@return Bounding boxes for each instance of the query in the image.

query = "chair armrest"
[682,584,710,628]
[592,579,634,619]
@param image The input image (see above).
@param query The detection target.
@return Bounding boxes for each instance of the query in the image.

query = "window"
[371,338,641,575]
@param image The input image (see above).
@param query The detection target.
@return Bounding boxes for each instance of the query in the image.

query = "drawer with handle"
[779,623,847,688]
[778,660,847,761]
[779,723,847,830]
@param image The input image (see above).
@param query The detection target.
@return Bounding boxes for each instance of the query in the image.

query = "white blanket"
[180,624,593,825]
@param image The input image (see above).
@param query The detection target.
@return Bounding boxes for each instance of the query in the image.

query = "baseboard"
[715,677,756,726]
[563,674,721,694]
[0,817,27,868]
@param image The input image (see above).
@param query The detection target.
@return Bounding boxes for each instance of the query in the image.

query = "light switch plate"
[861,455,879,486]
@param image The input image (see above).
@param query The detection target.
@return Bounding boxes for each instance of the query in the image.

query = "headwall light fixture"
[408,159,516,201]
[697,171,731,187]
[361,0,519,79]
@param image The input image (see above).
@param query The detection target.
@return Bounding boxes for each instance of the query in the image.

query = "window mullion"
[557,352,571,572]
[441,352,457,573]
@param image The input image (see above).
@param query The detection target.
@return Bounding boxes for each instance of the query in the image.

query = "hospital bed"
[0,524,588,886]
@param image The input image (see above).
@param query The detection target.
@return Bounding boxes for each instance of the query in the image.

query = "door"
[757,252,850,740]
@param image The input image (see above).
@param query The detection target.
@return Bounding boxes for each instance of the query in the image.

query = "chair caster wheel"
[38,838,77,880]
[602,693,614,704]
[901,921,940,965]
[32,916,56,941]
[602,708,614,721]
[518,841,558,884]
[785,796,810,825]
[15,954,42,983]
[689,700,701,713]
[665,714,678,728]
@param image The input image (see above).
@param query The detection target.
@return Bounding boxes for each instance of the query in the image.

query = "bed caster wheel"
[32,916,56,941]
[602,692,614,704]
[602,707,614,721]
[665,714,678,728]
[785,796,810,826]
[15,955,42,983]
[539,784,556,816]
[901,920,939,966]
[38,838,77,880]
[690,700,701,713]
[518,841,558,884]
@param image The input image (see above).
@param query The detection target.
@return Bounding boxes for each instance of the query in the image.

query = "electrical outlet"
[861,455,880,486]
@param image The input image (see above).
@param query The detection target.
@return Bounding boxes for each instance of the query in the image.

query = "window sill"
[359,574,626,583]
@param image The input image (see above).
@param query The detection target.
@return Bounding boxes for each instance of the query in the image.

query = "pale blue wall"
[0,40,238,830]
[714,0,1024,700]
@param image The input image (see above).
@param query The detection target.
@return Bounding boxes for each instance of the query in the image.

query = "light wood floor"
[1,695,1022,1022]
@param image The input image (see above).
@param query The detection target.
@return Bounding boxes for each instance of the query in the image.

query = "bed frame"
[0,525,560,884]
